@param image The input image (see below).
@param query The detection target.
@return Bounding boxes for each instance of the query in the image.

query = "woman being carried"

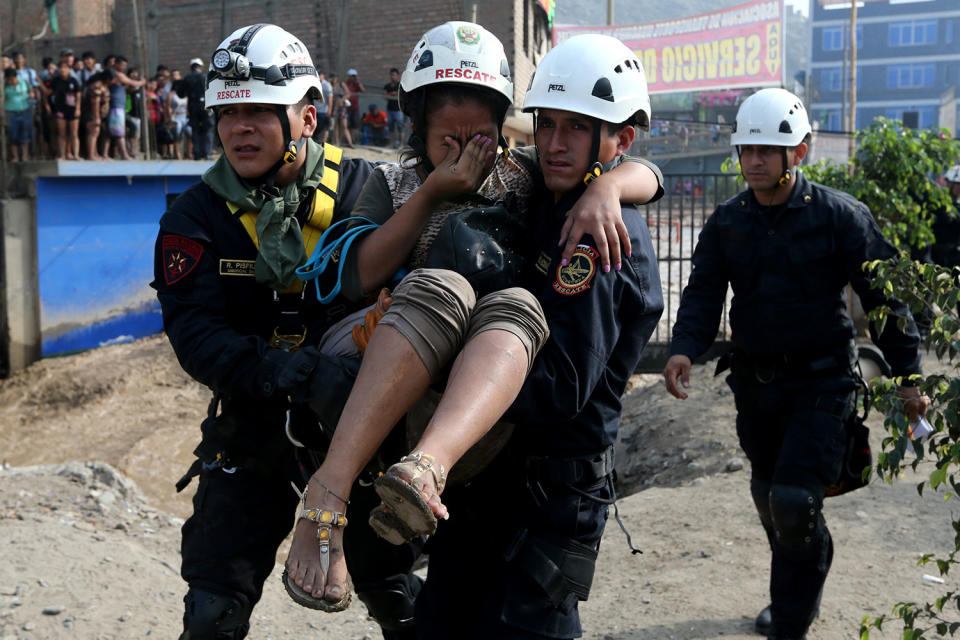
[283,21,662,611]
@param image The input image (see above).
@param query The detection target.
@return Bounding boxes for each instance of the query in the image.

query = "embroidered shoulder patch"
[163,235,203,285]
[553,245,598,296]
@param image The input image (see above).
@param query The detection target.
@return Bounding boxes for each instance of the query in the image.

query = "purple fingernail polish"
[561,258,568,266]
[615,263,621,271]
[603,265,611,273]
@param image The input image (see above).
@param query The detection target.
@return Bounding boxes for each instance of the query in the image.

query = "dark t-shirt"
[179,71,207,121]
[50,76,81,111]
[383,81,400,112]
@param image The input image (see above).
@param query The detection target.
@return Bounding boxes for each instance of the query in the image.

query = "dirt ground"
[1,334,958,639]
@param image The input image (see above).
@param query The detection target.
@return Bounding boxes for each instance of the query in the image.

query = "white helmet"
[399,21,513,113]
[205,23,322,108]
[522,34,651,130]
[730,88,810,147]
[944,165,960,183]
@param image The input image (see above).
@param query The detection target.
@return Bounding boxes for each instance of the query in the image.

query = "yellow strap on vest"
[227,143,343,293]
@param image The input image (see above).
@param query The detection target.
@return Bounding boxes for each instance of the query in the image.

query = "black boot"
[755,605,772,635]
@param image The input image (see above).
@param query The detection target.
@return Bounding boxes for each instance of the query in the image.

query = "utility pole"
[607,0,614,26]
[220,0,230,44]
[132,0,152,159]
[0,14,7,199]
[848,0,858,163]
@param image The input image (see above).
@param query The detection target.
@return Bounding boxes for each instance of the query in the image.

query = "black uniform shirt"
[150,154,374,403]
[507,171,665,457]
[670,171,922,378]
[932,198,960,268]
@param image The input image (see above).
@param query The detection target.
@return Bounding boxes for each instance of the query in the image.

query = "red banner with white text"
[553,0,783,94]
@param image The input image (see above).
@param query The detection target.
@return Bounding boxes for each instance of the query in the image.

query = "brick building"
[108,0,552,143]
[2,0,114,69]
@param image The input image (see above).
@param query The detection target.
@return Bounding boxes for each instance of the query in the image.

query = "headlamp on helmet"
[212,48,251,80]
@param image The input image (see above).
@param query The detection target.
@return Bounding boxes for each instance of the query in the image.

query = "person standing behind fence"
[662,88,930,640]
[4,68,32,162]
[79,51,99,88]
[166,74,189,160]
[312,68,333,145]
[179,57,214,160]
[49,60,82,160]
[383,67,403,149]
[343,68,365,143]
[329,73,353,148]
[81,71,108,160]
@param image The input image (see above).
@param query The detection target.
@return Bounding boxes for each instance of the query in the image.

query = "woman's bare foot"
[283,476,352,611]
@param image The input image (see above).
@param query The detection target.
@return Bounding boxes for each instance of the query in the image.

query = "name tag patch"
[535,251,552,276]
[219,259,256,276]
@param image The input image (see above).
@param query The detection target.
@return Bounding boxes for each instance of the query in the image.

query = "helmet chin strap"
[259,104,302,190]
[777,147,791,186]
[583,117,603,186]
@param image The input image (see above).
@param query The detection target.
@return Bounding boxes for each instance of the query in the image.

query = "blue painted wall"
[36,172,201,355]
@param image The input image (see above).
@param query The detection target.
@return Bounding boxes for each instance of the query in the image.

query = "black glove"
[278,347,362,440]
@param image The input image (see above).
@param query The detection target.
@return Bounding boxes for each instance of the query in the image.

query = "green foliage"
[804,118,957,252]
[856,258,960,638]
[804,119,960,638]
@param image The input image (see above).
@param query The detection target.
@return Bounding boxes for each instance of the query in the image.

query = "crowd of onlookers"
[311,65,406,149]
[1,48,215,162]
[4,49,743,165]
[3,48,411,162]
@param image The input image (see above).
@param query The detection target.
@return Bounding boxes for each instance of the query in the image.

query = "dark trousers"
[416,455,611,640]
[727,369,857,637]
[190,113,214,160]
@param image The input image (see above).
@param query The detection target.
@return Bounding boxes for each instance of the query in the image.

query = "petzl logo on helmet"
[548,83,565,92]
[460,60,478,68]
[456,26,481,45]
[750,128,762,134]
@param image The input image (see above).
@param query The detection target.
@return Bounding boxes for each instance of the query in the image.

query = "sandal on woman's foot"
[368,502,418,545]
[283,485,352,612]
[374,451,446,541]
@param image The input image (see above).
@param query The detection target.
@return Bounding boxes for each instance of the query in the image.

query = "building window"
[884,106,935,128]
[947,20,954,44]
[817,109,843,131]
[821,24,862,51]
[820,66,861,92]
[822,68,842,91]
[887,63,936,89]
[888,19,937,46]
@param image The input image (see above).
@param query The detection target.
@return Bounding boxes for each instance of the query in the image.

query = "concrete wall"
[0,160,211,372]
[2,0,114,68]
[1,198,41,373]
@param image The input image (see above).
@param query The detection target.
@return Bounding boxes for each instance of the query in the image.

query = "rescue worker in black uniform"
[150,24,421,639]
[933,166,960,270]
[413,35,665,639]
[662,88,930,640]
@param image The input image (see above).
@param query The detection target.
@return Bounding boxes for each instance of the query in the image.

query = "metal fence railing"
[635,172,740,372]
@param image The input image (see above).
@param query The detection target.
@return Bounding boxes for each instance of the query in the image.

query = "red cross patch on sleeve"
[162,234,203,285]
